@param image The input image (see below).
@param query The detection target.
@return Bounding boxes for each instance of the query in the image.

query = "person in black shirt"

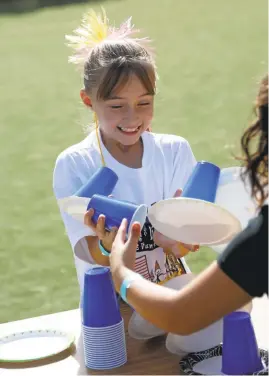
[218,205,268,298]
[109,75,268,335]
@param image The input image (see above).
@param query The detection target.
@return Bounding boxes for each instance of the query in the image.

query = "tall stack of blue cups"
[76,168,127,369]
[82,267,127,370]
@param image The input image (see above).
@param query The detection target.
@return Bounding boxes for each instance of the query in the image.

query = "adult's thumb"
[127,222,141,248]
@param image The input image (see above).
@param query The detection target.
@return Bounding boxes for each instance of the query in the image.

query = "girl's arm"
[85,236,110,266]
[84,208,117,267]
[111,220,251,335]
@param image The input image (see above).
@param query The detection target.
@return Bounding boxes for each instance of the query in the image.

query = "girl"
[110,75,268,335]
[53,9,197,293]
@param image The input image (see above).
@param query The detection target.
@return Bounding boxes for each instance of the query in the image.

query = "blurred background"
[0,0,267,323]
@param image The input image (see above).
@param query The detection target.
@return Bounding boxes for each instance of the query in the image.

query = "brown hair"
[240,75,268,207]
[83,39,157,100]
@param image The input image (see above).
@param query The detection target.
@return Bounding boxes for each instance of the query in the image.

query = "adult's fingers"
[126,222,141,250]
[116,219,128,242]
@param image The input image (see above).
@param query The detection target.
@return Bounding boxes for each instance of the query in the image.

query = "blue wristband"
[98,240,110,257]
[120,275,142,304]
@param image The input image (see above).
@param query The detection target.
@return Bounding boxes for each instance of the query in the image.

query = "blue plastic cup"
[182,161,220,203]
[222,311,263,375]
[87,194,147,234]
[83,338,125,351]
[82,267,122,328]
[85,354,127,370]
[83,338,125,348]
[82,318,127,370]
[76,167,118,198]
[83,321,123,334]
[83,336,126,350]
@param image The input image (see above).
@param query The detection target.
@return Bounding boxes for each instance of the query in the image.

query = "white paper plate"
[128,274,195,340]
[57,196,90,222]
[0,329,75,363]
[148,197,242,245]
[212,167,257,254]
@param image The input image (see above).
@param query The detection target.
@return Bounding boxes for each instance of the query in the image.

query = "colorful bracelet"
[98,240,110,257]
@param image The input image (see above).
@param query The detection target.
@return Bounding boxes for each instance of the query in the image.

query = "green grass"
[0,0,267,323]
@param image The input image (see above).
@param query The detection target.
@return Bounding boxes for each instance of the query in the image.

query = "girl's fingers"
[153,231,177,248]
[84,209,96,230]
[107,227,118,246]
[180,243,200,252]
[85,211,120,248]
[96,215,107,240]
[173,188,183,198]
[176,243,190,257]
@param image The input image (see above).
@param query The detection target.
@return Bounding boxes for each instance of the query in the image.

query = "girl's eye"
[110,105,123,109]
[138,102,151,107]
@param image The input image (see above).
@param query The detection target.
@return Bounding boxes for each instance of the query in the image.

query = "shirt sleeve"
[53,152,96,264]
[168,138,197,198]
[217,205,268,297]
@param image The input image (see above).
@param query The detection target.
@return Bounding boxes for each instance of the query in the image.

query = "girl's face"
[91,74,154,146]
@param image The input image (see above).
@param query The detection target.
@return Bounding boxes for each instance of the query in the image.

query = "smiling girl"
[53,9,197,292]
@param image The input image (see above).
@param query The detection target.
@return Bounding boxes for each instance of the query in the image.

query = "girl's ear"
[80,89,92,108]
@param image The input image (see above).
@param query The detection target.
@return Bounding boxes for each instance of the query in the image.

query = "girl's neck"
[100,130,143,169]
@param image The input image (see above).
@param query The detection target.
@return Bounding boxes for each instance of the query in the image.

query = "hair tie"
[65,8,153,70]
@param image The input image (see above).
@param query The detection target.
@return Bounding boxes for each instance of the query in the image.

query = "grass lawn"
[0,0,267,323]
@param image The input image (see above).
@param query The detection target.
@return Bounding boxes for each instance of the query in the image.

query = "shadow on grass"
[0,0,110,14]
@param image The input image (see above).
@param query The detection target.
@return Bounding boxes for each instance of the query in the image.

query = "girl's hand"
[110,219,141,274]
[153,231,178,249]
[170,242,200,257]
[84,208,118,252]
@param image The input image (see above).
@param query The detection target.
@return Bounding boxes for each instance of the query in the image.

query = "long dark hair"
[240,75,268,207]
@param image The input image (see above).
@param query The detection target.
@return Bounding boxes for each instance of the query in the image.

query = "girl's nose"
[126,106,140,123]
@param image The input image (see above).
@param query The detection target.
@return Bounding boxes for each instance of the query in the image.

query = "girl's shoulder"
[53,132,101,188]
[53,132,101,197]
[55,132,98,166]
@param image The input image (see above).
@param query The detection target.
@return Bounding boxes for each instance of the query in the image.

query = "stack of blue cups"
[82,267,127,370]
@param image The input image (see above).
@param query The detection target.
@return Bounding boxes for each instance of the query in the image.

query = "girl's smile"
[117,124,143,135]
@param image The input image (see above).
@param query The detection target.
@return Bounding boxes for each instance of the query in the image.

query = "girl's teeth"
[120,127,139,132]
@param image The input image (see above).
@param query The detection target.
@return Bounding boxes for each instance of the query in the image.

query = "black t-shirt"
[218,205,268,297]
